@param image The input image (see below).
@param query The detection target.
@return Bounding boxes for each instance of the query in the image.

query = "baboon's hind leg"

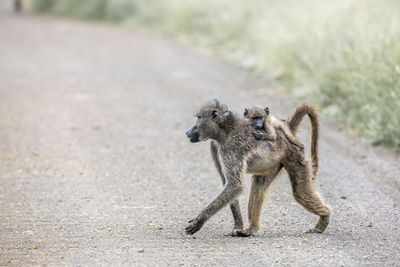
[289,166,330,233]
[234,164,282,237]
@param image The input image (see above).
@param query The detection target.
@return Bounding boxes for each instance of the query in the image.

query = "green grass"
[27,0,400,149]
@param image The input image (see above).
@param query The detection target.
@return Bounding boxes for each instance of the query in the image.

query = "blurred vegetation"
[27,0,400,149]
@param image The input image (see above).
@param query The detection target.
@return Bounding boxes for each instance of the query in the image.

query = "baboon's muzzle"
[186,126,200,143]
[252,118,264,129]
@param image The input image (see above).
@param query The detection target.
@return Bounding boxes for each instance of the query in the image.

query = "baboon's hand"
[232,228,254,237]
[185,216,205,235]
[252,130,267,140]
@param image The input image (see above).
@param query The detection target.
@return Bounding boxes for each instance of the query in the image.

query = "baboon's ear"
[224,110,233,120]
[244,108,248,116]
[221,103,228,112]
[265,107,270,116]
[212,110,219,121]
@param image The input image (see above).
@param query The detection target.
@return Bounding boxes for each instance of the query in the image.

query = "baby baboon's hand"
[252,130,266,140]
[185,216,205,235]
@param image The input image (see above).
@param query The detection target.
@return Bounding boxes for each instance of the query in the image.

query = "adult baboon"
[185,100,329,236]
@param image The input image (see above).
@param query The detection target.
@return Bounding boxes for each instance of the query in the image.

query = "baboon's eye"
[212,110,219,121]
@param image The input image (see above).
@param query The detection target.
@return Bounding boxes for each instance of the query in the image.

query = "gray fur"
[185,100,330,236]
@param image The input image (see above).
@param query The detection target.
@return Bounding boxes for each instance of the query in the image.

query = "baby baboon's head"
[243,105,269,129]
[186,99,234,143]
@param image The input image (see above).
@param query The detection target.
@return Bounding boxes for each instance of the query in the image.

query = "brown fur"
[288,104,319,178]
[185,100,330,236]
[244,105,304,149]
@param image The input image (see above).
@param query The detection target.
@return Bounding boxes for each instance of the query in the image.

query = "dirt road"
[0,11,399,266]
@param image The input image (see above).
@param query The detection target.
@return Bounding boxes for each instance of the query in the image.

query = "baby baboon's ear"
[224,110,233,121]
[243,108,248,117]
[265,107,270,116]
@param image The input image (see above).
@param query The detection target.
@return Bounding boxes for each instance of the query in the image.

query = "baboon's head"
[186,99,234,143]
[243,105,269,129]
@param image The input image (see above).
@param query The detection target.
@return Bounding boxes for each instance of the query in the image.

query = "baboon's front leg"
[185,182,243,235]
[210,141,243,231]
[234,164,282,237]
[185,164,244,235]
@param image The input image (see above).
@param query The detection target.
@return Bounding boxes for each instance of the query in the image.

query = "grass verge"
[26,0,400,149]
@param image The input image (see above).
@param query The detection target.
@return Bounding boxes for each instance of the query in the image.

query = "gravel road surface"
[0,11,399,266]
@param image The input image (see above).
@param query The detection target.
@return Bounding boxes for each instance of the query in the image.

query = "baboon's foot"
[223,224,244,237]
[231,228,256,237]
[185,216,205,235]
[315,214,330,232]
[305,228,323,233]
[224,231,239,237]
[306,214,330,233]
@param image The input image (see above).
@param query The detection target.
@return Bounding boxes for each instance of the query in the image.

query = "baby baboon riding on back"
[244,105,304,149]
[185,99,329,236]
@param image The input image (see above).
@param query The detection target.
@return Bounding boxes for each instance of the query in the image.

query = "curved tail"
[288,104,319,178]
